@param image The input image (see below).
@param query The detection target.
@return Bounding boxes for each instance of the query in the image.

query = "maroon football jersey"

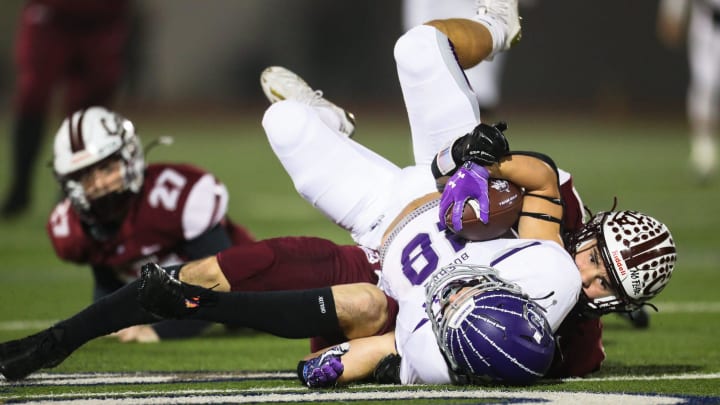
[558,169,585,235]
[47,163,234,282]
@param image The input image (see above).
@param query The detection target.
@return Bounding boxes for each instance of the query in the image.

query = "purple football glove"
[439,161,490,232]
[301,343,349,388]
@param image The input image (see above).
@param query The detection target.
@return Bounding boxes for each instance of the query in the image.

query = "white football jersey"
[380,203,581,384]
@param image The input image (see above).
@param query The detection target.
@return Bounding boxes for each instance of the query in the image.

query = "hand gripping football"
[444,178,523,241]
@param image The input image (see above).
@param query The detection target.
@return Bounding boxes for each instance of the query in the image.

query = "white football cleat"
[260,66,356,137]
[474,0,522,53]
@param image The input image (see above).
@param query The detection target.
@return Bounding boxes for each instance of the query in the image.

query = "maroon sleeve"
[559,175,585,235]
[546,317,606,378]
[46,200,93,263]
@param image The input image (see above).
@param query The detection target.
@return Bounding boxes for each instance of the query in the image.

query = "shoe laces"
[275,71,330,107]
[299,89,333,109]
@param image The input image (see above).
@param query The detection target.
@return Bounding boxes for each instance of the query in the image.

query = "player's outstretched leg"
[0,328,69,381]
[260,66,356,137]
[139,262,347,339]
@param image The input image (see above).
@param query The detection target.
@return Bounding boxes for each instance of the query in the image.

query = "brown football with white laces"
[444,178,523,241]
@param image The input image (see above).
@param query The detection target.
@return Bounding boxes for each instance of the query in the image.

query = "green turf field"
[0,110,718,403]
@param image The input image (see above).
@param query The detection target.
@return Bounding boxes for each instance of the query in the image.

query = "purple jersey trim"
[490,241,542,267]
[413,317,430,332]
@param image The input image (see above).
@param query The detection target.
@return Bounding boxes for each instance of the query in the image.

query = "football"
[444,178,523,241]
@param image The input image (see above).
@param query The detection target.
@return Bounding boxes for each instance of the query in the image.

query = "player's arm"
[432,123,564,245]
[488,152,564,246]
[176,170,232,259]
[298,332,397,387]
[46,200,94,263]
[431,122,509,190]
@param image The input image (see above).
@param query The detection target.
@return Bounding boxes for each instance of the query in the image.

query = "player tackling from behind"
[0,0,676,387]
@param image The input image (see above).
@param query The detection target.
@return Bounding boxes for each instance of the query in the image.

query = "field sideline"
[0,111,718,403]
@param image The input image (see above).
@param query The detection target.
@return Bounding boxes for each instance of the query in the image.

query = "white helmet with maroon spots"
[571,210,677,315]
[53,106,144,225]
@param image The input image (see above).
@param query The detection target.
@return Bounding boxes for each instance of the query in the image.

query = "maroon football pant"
[216,236,397,351]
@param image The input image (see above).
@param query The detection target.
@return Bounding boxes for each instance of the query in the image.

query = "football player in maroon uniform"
[46,106,254,342]
[1,0,133,218]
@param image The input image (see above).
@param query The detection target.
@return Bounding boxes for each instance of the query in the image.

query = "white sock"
[473,14,506,60]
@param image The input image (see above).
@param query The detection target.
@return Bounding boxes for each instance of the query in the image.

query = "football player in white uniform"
[657,0,720,180]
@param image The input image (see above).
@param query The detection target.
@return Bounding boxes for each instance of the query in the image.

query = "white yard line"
[3,371,718,386]
[0,387,702,405]
[2,372,718,404]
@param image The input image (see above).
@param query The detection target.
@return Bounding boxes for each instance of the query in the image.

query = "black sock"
[54,280,158,352]
[189,287,340,339]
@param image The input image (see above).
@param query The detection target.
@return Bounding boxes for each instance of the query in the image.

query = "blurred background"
[0,0,687,114]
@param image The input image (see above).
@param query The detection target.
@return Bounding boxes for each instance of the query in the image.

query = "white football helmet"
[571,210,677,315]
[53,107,145,225]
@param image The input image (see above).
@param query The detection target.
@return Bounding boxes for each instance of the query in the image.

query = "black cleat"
[618,307,650,329]
[138,263,214,319]
[0,328,69,381]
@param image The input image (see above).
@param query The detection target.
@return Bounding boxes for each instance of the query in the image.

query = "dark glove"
[299,343,349,388]
[456,121,510,165]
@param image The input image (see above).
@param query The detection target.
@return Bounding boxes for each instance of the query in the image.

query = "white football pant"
[262,25,482,249]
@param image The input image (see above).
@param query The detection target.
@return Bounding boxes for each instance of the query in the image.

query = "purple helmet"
[570,210,677,315]
[425,264,555,385]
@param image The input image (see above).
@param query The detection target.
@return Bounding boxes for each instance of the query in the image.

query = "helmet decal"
[69,109,87,153]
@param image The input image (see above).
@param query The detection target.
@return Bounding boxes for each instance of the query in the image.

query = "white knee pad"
[262,100,311,156]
